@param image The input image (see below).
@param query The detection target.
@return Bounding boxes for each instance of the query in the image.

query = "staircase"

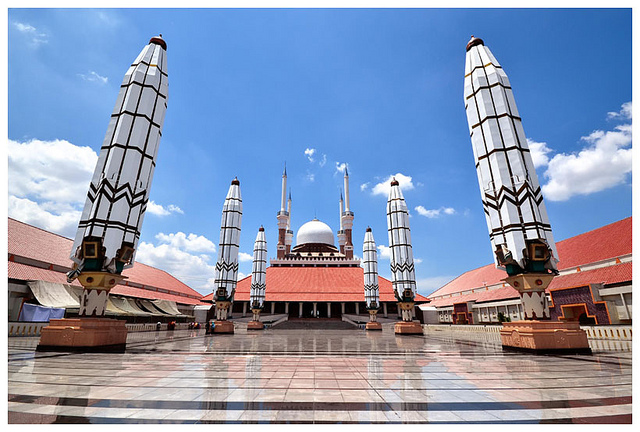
[274,318,357,330]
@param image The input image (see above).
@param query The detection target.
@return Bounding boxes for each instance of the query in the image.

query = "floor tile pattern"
[8,327,632,424]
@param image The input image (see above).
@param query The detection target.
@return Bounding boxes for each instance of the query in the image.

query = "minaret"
[341,167,354,259]
[212,178,242,333]
[248,226,267,330]
[39,35,168,352]
[387,178,421,334]
[276,165,289,259]
[363,227,382,330]
[285,190,293,255]
[465,36,589,353]
[464,35,559,319]
[337,191,346,254]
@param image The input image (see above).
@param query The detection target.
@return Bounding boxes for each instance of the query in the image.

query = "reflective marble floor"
[8,326,632,424]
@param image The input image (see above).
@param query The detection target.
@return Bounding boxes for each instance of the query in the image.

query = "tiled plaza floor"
[7,325,632,424]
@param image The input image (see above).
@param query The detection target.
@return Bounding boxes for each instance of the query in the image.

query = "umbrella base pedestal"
[213,320,235,334]
[247,321,264,330]
[394,321,423,335]
[500,320,591,354]
[37,318,128,353]
[365,321,382,331]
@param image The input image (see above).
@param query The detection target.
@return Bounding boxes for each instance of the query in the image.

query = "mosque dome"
[296,218,335,247]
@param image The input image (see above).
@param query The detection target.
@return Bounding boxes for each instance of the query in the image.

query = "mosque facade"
[203,168,428,320]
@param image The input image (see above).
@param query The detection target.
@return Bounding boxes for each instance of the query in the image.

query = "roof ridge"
[557,216,631,245]
[9,217,74,241]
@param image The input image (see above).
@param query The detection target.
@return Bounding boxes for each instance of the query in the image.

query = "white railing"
[423,324,502,333]
[581,325,632,340]
[8,321,194,337]
[422,323,632,340]
[8,322,48,337]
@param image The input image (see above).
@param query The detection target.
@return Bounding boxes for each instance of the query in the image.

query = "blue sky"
[7,8,633,296]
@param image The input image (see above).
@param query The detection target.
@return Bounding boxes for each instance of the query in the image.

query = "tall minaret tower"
[285,190,293,255]
[341,167,354,259]
[337,191,346,254]
[276,165,289,259]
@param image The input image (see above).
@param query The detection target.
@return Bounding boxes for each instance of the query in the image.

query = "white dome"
[296,219,335,246]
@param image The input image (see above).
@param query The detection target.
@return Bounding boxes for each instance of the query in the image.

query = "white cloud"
[306,171,315,182]
[541,103,632,201]
[335,162,349,174]
[8,196,81,239]
[238,252,253,262]
[136,239,218,294]
[607,102,632,120]
[377,245,392,260]
[147,201,184,216]
[376,244,421,263]
[527,138,552,168]
[13,21,48,46]
[9,138,97,204]
[371,173,415,196]
[154,232,216,253]
[8,138,182,238]
[319,154,327,167]
[135,231,252,294]
[414,205,456,218]
[78,71,108,85]
[360,182,369,192]
[304,148,316,162]
[8,139,97,237]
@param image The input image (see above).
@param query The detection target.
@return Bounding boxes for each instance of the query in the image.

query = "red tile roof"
[427,285,520,308]
[428,217,632,301]
[8,218,205,305]
[548,262,632,291]
[555,217,632,269]
[9,261,83,287]
[201,266,429,303]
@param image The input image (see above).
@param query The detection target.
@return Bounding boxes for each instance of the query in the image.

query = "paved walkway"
[8,327,632,424]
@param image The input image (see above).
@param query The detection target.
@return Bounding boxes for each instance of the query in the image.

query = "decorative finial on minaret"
[466,35,484,52]
[390,177,399,187]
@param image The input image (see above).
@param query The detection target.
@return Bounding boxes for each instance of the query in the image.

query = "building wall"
[549,285,611,325]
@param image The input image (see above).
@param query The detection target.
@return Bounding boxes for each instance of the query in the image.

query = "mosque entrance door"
[302,302,315,318]
[330,303,342,319]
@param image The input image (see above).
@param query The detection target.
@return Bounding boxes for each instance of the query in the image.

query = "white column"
[355,303,359,315]
[313,302,317,317]
[271,302,275,315]
[341,302,345,314]
[299,302,303,318]
[620,293,630,320]
[327,303,331,318]
[242,302,247,317]
[383,303,388,317]
[285,302,289,314]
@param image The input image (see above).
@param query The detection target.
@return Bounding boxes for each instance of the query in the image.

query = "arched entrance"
[561,304,597,325]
